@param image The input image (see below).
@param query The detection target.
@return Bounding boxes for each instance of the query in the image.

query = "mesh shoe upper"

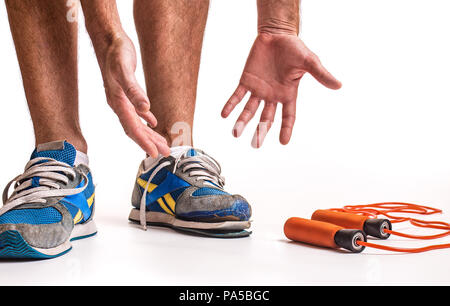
[0,141,95,249]
[0,207,62,225]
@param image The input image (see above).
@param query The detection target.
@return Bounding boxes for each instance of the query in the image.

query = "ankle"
[165,134,193,147]
[70,139,88,154]
[155,122,193,147]
[35,134,88,154]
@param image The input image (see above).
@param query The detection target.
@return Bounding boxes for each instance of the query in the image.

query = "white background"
[1,0,450,285]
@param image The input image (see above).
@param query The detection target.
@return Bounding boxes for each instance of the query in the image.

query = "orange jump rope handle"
[312,210,392,239]
[284,217,366,253]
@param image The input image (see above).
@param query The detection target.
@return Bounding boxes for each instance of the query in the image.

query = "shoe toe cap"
[0,204,73,249]
[176,189,252,221]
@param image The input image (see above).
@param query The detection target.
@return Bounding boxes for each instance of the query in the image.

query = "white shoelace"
[0,157,88,217]
[139,149,225,230]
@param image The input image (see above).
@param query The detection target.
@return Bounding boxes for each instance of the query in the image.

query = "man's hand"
[101,35,170,158]
[80,0,170,158]
[221,33,342,148]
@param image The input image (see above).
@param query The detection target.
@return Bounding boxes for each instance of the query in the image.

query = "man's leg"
[0,1,96,260]
[129,0,252,237]
[133,0,210,146]
[5,0,87,152]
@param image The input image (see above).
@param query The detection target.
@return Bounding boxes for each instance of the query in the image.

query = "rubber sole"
[0,220,97,259]
[128,209,252,238]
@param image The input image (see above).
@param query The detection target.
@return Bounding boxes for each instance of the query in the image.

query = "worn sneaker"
[129,146,252,238]
[0,141,97,259]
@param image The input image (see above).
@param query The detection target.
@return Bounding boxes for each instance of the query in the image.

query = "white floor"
[1,195,449,286]
[1,0,450,285]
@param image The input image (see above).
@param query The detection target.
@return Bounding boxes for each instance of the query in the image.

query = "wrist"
[258,18,298,35]
[87,22,125,49]
[80,0,125,58]
[87,26,127,68]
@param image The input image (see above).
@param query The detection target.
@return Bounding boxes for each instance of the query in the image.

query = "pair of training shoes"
[0,141,251,259]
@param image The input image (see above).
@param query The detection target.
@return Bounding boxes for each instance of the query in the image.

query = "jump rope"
[284,202,450,253]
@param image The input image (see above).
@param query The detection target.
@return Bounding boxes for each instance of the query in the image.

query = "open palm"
[222,33,341,147]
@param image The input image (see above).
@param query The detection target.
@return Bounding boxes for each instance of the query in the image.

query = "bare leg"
[133,0,209,146]
[5,0,87,153]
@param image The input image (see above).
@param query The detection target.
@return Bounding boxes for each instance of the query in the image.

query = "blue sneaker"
[0,141,97,259]
[129,146,252,238]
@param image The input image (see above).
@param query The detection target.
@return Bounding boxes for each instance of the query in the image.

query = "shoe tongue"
[185,148,199,157]
[30,140,76,166]
[169,146,201,159]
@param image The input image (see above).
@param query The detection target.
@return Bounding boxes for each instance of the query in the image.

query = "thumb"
[304,54,342,90]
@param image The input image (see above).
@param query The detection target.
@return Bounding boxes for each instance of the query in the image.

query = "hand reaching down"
[101,35,170,158]
[221,33,342,148]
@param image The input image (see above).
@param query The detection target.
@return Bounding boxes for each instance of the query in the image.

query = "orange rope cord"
[384,229,450,240]
[333,202,450,253]
[357,240,450,253]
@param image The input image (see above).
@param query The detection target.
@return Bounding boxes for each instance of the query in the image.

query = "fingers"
[105,73,158,128]
[110,97,169,158]
[251,101,277,148]
[153,137,171,157]
[129,121,170,158]
[279,102,296,145]
[139,110,158,129]
[112,66,159,128]
[232,95,261,137]
[122,117,158,158]
[221,84,247,118]
[305,54,342,90]
[147,128,171,157]
[116,70,151,112]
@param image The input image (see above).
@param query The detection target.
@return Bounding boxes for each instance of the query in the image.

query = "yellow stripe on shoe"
[163,194,176,212]
[137,178,157,193]
[87,192,95,208]
[74,209,83,224]
[137,178,176,215]
[157,198,174,215]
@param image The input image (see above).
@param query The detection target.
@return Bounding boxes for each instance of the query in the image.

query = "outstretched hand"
[101,35,170,158]
[221,33,342,148]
